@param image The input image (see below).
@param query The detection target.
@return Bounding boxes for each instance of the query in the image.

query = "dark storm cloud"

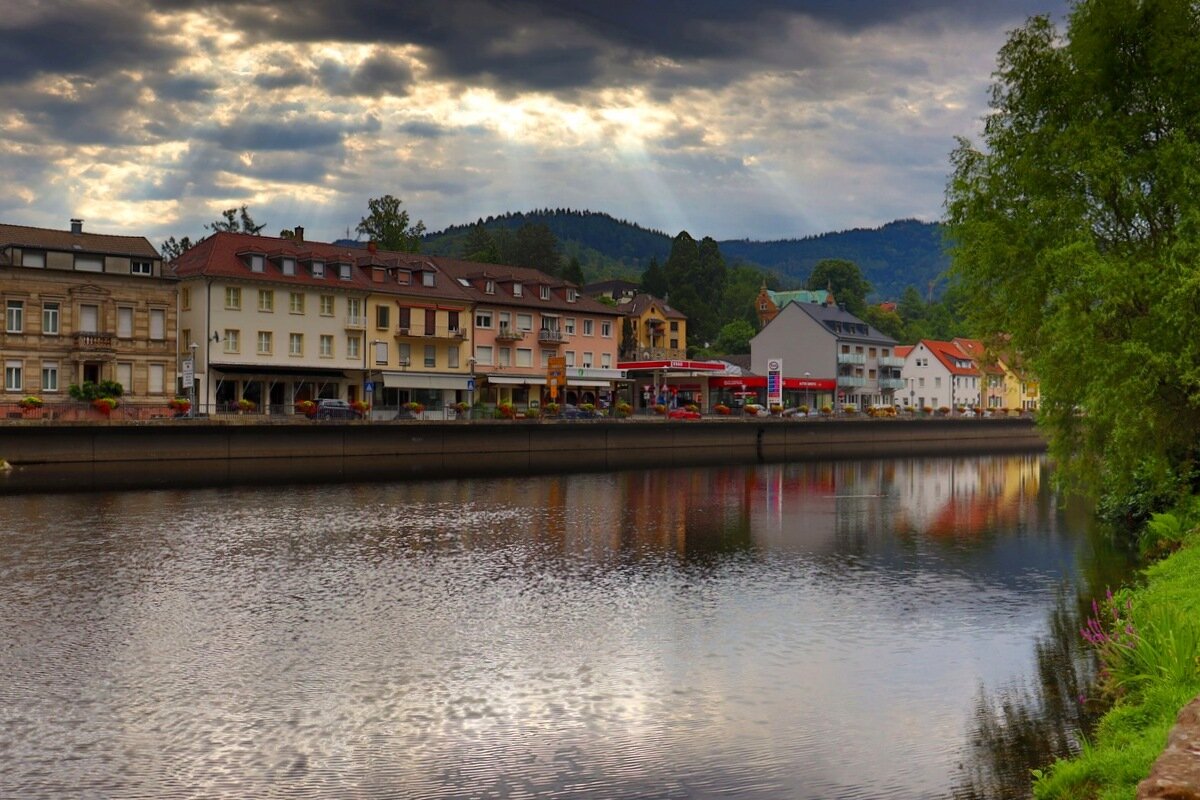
[154,0,1062,95]
[200,114,381,152]
[150,75,220,103]
[396,121,449,139]
[2,78,149,146]
[0,1,175,85]
[316,53,414,97]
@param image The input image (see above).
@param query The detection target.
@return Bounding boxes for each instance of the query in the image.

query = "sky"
[0,0,1068,249]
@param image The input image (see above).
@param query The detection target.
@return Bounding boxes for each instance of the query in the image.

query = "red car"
[668,407,701,420]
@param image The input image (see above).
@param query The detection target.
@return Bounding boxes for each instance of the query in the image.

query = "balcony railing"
[397,327,467,340]
[538,328,565,343]
[877,356,905,367]
[837,374,866,387]
[345,315,366,330]
[495,326,525,341]
[72,331,116,351]
[837,352,866,365]
[879,377,906,390]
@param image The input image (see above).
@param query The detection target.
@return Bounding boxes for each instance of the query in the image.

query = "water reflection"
[0,455,1130,799]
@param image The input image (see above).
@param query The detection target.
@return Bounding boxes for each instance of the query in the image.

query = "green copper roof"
[767,289,828,307]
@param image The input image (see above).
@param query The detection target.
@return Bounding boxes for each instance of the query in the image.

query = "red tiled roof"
[920,339,979,376]
[624,293,687,320]
[895,345,913,358]
[0,222,160,259]
[433,256,621,316]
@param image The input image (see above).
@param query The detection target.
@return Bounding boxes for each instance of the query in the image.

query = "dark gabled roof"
[0,222,160,260]
[624,293,687,320]
[790,301,897,345]
[584,278,640,294]
[433,257,621,316]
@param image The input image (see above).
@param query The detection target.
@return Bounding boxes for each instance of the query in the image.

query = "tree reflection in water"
[953,517,1135,800]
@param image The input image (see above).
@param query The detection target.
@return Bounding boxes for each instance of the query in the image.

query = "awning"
[485,375,545,386]
[562,379,613,387]
[381,372,471,390]
[212,364,352,379]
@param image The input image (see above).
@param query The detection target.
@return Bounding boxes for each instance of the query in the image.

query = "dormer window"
[131,260,153,276]
[422,272,435,287]
[21,250,45,268]
[339,263,351,280]
[513,283,523,297]
[485,280,495,294]
[539,285,549,300]
[281,257,295,276]
[312,261,325,278]
[567,289,577,302]
[396,270,411,286]
[250,254,264,273]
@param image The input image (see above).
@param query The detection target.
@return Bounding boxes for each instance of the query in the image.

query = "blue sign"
[364,381,375,392]
[467,378,475,391]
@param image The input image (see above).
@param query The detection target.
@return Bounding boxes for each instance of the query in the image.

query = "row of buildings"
[0,219,1037,416]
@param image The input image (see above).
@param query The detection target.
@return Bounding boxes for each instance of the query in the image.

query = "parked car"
[313,398,361,420]
[560,403,600,419]
[668,407,701,420]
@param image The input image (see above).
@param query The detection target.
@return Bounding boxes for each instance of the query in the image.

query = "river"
[0,453,1132,799]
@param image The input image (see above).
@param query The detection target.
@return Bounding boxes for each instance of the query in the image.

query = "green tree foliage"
[159,236,193,262]
[945,0,1200,501]
[357,195,426,253]
[562,256,585,286]
[620,317,637,360]
[513,223,562,275]
[714,320,756,354]
[806,258,872,316]
[641,256,668,298]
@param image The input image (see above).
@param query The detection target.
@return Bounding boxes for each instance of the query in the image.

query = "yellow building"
[620,293,687,360]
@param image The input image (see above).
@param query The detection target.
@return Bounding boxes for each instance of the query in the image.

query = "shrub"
[613,401,633,418]
[69,380,123,402]
[580,403,596,414]
[714,403,731,415]
[525,406,541,419]
[498,402,516,419]
[92,397,118,415]
[403,401,425,415]
[351,400,371,413]
[684,403,698,413]
[453,401,469,413]
[938,405,951,415]
[798,404,810,414]
[842,404,858,414]
[769,404,784,414]
[543,402,559,415]
[296,400,316,416]
[820,404,832,415]
[237,398,256,411]
[18,396,42,409]
[922,405,934,414]
[653,403,667,415]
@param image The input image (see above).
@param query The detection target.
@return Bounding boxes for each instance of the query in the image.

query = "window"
[320,295,334,316]
[132,260,153,276]
[485,280,495,294]
[374,341,388,365]
[348,298,361,322]
[339,263,351,280]
[289,292,305,314]
[935,376,942,388]
[425,308,436,335]
[422,271,435,287]
[475,345,494,366]
[6,300,23,333]
[475,310,493,329]
[516,348,532,367]
[376,305,390,329]
[601,353,611,369]
[582,352,593,368]
[396,270,411,286]
[79,304,99,332]
[21,250,45,268]
[565,351,575,367]
[75,255,103,272]
[539,285,549,300]
[424,344,436,368]
[225,287,241,310]
[564,318,576,335]
[883,348,890,357]
[919,377,925,387]
[282,257,295,276]
[601,321,612,337]
[117,363,132,392]
[541,350,552,368]
[498,311,510,330]
[42,303,59,335]
[117,306,133,338]
[583,319,594,336]
[447,347,459,369]
[399,343,411,365]
[257,331,273,354]
[869,347,877,357]
[513,283,523,297]
[448,310,460,332]
[250,254,264,273]
[841,344,850,353]
[224,329,240,353]
[320,335,334,357]
[41,362,58,392]
[347,336,360,359]
[498,347,511,367]
[670,338,679,349]
[149,308,165,340]
[516,313,532,331]
[258,290,274,312]
[5,360,22,391]
[289,333,303,356]
[148,364,164,394]
[181,287,191,310]
[312,261,325,278]
[670,321,679,332]
[567,289,577,302]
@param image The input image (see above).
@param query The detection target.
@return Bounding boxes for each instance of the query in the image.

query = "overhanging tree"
[946,0,1200,506]
[357,195,426,253]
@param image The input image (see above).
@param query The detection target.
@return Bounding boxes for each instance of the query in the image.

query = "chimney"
[70,219,83,235]
[367,240,378,254]
[294,225,304,243]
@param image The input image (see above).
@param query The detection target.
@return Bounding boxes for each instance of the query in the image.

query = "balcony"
[397,327,467,340]
[495,326,525,342]
[538,328,565,344]
[72,331,116,353]
[878,356,905,367]
[837,374,866,388]
[344,315,366,330]
[879,377,906,390]
[837,352,866,365]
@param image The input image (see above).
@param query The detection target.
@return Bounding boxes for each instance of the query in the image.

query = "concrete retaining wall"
[0,417,1045,493]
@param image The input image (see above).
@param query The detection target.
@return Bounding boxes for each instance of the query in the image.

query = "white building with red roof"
[899,339,982,412]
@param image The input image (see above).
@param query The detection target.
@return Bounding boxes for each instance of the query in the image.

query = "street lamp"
[804,371,811,415]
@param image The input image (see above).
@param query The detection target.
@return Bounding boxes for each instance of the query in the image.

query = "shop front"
[618,359,727,412]
[376,371,473,416]
[708,375,836,411]
[208,364,356,415]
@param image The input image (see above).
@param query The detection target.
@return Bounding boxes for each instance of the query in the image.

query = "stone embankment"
[1138,697,1200,799]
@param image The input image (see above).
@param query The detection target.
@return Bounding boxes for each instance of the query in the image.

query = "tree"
[641,256,668,298]
[206,205,265,234]
[513,223,561,275]
[620,317,637,360]
[160,236,193,262]
[462,223,500,264]
[714,320,756,355]
[562,255,585,286]
[806,258,871,316]
[946,0,1200,508]
[357,195,426,253]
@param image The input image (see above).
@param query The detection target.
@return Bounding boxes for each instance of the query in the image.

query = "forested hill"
[423,210,949,299]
